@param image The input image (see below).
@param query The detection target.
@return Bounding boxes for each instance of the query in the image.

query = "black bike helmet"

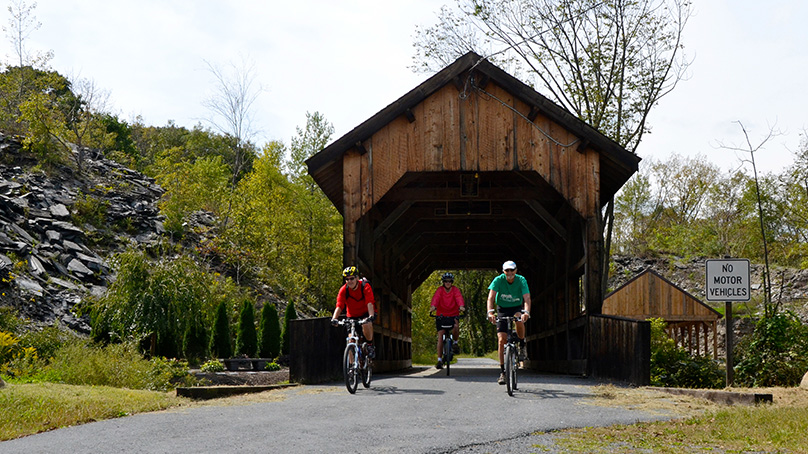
[441,272,454,282]
[342,266,359,278]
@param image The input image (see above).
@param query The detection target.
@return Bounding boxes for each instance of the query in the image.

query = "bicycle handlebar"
[335,317,372,326]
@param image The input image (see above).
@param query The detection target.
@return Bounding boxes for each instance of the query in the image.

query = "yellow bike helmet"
[342,266,359,278]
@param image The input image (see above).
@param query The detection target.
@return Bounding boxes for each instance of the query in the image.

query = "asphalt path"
[1,358,672,453]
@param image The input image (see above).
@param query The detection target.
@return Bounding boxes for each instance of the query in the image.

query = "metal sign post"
[705,259,750,387]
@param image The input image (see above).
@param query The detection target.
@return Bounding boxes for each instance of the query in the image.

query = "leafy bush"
[649,318,724,389]
[200,359,224,372]
[735,312,808,387]
[0,307,23,333]
[17,325,80,360]
[71,190,109,228]
[44,341,192,391]
[264,361,281,371]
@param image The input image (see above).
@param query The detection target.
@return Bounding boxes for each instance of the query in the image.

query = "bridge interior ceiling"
[367,171,586,291]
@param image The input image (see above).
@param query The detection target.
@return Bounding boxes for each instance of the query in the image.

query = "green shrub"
[45,341,191,391]
[264,361,281,371]
[200,359,224,372]
[258,303,280,358]
[0,307,23,333]
[209,301,232,358]
[235,300,257,357]
[281,301,297,355]
[735,312,808,387]
[17,325,80,360]
[649,318,724,389]
[71,191,109,228]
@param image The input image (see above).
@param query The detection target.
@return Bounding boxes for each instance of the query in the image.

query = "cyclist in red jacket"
[429,272,465,369]
[331,266,376,358]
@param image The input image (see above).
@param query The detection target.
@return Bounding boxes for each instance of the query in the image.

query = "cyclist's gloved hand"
[459,306,466,313]
[429,307,436,316]
[367,314,376,322]
[330,318,338,326]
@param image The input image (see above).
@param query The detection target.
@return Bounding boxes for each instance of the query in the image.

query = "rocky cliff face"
[0,133,165,333]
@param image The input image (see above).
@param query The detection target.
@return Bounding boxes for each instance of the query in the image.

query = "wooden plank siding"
[358,81,601,221]
[603,269,722,358]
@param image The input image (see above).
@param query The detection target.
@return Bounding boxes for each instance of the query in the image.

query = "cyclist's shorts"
[497,306,523,333]
[435,316,456,331]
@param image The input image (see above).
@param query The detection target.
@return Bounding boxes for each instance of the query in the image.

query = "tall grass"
[0,382,183,441]
[41,341,193,391]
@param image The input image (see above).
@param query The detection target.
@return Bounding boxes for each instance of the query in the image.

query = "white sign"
[705,259,751,302]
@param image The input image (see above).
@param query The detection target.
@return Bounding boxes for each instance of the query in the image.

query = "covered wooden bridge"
[303,52,646,383]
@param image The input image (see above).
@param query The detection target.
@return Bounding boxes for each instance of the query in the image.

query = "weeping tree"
[413,0,693,292]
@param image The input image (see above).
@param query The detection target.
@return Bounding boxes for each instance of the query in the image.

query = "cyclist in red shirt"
[331,266,376,357]
[429,272,465,369]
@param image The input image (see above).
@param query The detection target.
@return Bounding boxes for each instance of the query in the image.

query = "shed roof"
[306,51,640,214]
[604,269,722,322]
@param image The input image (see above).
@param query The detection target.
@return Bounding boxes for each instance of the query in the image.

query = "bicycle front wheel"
[343,343,359,394]
[505,344,516,396]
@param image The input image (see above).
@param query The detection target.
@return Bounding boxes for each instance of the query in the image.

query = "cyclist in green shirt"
[486,260,531,385]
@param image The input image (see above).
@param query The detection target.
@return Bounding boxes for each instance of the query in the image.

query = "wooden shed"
[603,269,723,358]
[305,52,643,381]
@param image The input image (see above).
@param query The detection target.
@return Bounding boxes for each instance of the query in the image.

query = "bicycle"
[430,314,462,376]
[335,317,373,394]
[497,316,522,396]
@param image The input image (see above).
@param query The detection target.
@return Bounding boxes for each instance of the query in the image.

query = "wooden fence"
[588,314,650,385]
[288,317,346,384]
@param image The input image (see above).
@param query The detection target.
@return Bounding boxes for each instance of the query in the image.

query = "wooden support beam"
[517,218,554,252]
[404,108,416,123]
[524,199,567,239]
[527,106,540,122]
[355,141,368,155]
[576,139,590,154]
[373,200,414,241]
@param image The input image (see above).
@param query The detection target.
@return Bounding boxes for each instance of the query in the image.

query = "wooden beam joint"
[404,108,415,123]
[355,141,368,155]
[528,106,540,122]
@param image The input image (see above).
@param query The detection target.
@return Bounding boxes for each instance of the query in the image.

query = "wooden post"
[725,301,734,386]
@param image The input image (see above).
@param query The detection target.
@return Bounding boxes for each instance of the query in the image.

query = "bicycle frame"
[497,316,520,396]
[431,314,462,376]
[337,318,372,394]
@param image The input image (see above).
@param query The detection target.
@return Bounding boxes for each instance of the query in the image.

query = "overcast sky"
[10,0,808,174]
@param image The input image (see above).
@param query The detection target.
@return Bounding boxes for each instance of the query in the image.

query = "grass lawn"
[0,381,187,441]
